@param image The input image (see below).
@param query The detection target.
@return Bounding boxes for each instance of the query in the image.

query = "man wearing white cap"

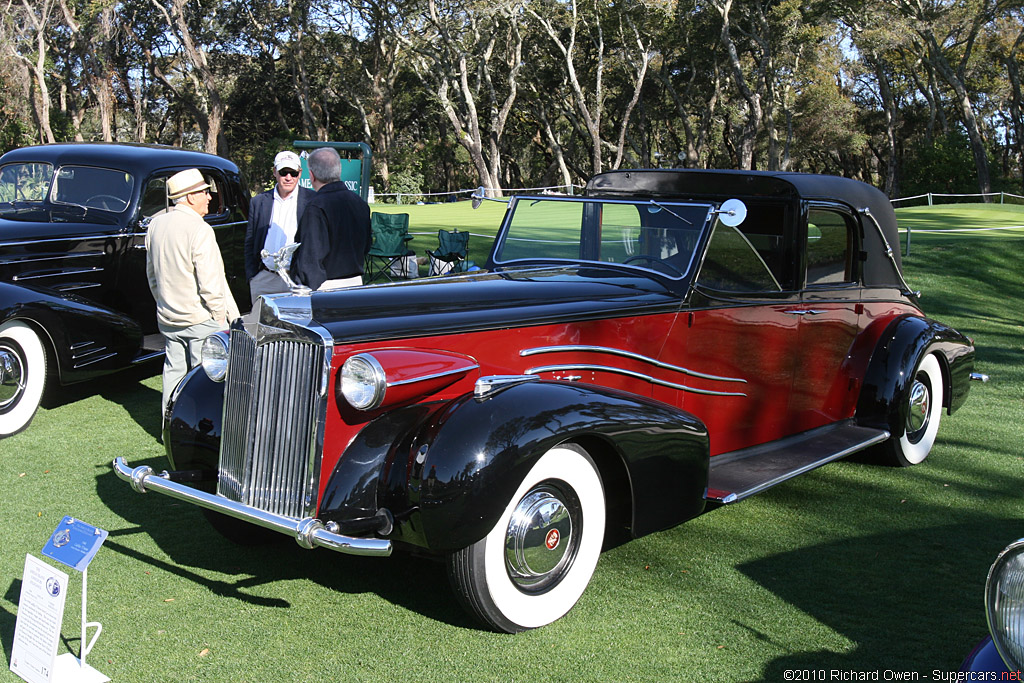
[244,150,315,304]
[146,168,240,417]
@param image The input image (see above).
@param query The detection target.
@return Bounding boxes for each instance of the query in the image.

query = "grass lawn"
[1,203,1021,682]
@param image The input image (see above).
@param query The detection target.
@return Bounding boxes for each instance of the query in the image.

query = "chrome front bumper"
[112,457,392,557]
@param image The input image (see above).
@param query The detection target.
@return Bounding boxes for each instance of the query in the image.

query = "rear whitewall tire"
[884,353,944,467]
[447,443,606,632]
[0,321,47,438]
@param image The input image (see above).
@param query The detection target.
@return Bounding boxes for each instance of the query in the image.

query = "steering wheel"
[622,254,684,277]
[86,194,128,211]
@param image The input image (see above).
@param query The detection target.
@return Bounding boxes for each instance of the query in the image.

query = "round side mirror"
[717,198,747,227]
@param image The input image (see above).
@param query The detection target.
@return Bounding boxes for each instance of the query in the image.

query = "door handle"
[782,309,828,316]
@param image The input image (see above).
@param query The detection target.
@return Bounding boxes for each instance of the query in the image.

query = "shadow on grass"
[92,466,475,629]
[740,517,1021,678]
[42,359,163,441]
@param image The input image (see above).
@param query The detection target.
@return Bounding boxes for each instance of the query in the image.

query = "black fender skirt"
[856,314,975,432]
[334,380,710,553]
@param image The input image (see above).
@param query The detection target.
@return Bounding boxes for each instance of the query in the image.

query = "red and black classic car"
[0,143,249,437]
[114,169,982,632]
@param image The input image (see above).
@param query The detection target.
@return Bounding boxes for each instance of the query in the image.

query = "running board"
[132,333,165,364]
[705,421,890,504]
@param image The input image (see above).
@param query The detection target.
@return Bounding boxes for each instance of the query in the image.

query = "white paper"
[10,554,69,683]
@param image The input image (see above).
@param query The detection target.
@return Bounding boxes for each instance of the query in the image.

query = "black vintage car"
[0,143,249,437]
[115,169,984,632]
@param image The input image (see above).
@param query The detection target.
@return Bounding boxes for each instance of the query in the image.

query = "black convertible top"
[587,169,905,289]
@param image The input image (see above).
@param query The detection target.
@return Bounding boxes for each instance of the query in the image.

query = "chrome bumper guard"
[112,457,392,557]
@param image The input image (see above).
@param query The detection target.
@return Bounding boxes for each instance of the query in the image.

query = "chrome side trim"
[782,309,829,316]
[55,282,102,291]
[0,251,103,265]
[132,350,164,365]
[525,363,747,397]
[387,364,481,389]
[475,374,540,398]
[0,234,120,248]
[72,352,117,369]
[521,345,747,384]
[112,458,391,557]
[12,266,103,281]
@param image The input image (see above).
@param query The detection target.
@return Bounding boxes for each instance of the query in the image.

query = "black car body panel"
[0,142,249,435]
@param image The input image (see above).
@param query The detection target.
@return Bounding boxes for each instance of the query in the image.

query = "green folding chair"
[426,229,470,275]
[365,213,415,283]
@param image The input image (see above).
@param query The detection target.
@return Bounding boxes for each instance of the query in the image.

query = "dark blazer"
[290,182,372,290]
[244,185,316,281]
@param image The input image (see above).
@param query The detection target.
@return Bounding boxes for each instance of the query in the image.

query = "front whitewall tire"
[0,321,48,438]
[448,444,606,632]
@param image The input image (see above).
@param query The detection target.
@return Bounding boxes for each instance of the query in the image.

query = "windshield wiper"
[648,200,693,225]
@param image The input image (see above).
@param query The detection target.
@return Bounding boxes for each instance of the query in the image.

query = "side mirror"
[471,186,486,210]
[715,198,747,227]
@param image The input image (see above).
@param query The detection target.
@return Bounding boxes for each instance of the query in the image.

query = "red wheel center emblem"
[545,529,560,550]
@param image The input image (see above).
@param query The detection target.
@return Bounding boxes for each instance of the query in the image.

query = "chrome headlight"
[200,332,230,382]
[986,538,1024,670]
[340,353,386,410]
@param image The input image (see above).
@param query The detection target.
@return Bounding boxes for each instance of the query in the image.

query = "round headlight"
[986,538,1024,671]
[200,332,230,382]
[340,354,386,410]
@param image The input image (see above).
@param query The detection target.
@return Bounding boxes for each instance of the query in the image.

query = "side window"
[139,170,224,223]
[204,171,225,216]
[140,176,170,220]
[806,208,856,286]
[696,204,792,293]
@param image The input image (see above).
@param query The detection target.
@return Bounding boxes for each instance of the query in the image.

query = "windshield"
[493,196,713,279]
[0,162,52,203]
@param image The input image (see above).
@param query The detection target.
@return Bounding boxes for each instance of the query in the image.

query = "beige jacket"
[145,204,240,328]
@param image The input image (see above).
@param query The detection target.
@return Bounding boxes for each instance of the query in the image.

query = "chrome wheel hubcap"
[0,347,26,410]
[504,484,578,593]
[906,376,930,442]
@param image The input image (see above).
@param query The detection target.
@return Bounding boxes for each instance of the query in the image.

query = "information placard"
[41,517,107,572]
[10,554,69,683]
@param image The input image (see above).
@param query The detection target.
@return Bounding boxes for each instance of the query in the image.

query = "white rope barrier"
[373,184,584,203]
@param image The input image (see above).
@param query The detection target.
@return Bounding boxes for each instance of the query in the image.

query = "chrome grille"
[217,327,327,519]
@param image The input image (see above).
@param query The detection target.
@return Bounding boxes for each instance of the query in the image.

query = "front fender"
[0,281,144,383]
[382,381,708,552]
[164,367,224,476]
[856,314,975,432]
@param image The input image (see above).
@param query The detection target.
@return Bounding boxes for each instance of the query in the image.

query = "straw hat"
[167,168,211,200]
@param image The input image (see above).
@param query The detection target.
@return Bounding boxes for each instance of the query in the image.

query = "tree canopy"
[2,0,1021,197]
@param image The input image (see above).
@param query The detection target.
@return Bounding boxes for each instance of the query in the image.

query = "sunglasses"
[278,169,300,178]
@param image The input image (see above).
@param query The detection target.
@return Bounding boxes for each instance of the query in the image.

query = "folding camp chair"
[426,229,470,275]
[365,212,415,283]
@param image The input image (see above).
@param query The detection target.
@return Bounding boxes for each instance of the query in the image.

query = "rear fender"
[856,314,975,432]
[375,381,708,552]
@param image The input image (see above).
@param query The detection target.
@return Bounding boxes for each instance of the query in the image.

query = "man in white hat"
[244,150,316,304]
[146,168,240,418]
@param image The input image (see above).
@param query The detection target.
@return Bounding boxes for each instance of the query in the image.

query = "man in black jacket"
[244,150,316,304]
[290,147,371,290]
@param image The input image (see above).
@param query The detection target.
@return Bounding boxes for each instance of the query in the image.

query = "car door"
[119,167,247,331]
[786,204,863,429]
[666,201,805,456]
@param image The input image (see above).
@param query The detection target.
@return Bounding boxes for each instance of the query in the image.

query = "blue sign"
[41,516,107,572]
